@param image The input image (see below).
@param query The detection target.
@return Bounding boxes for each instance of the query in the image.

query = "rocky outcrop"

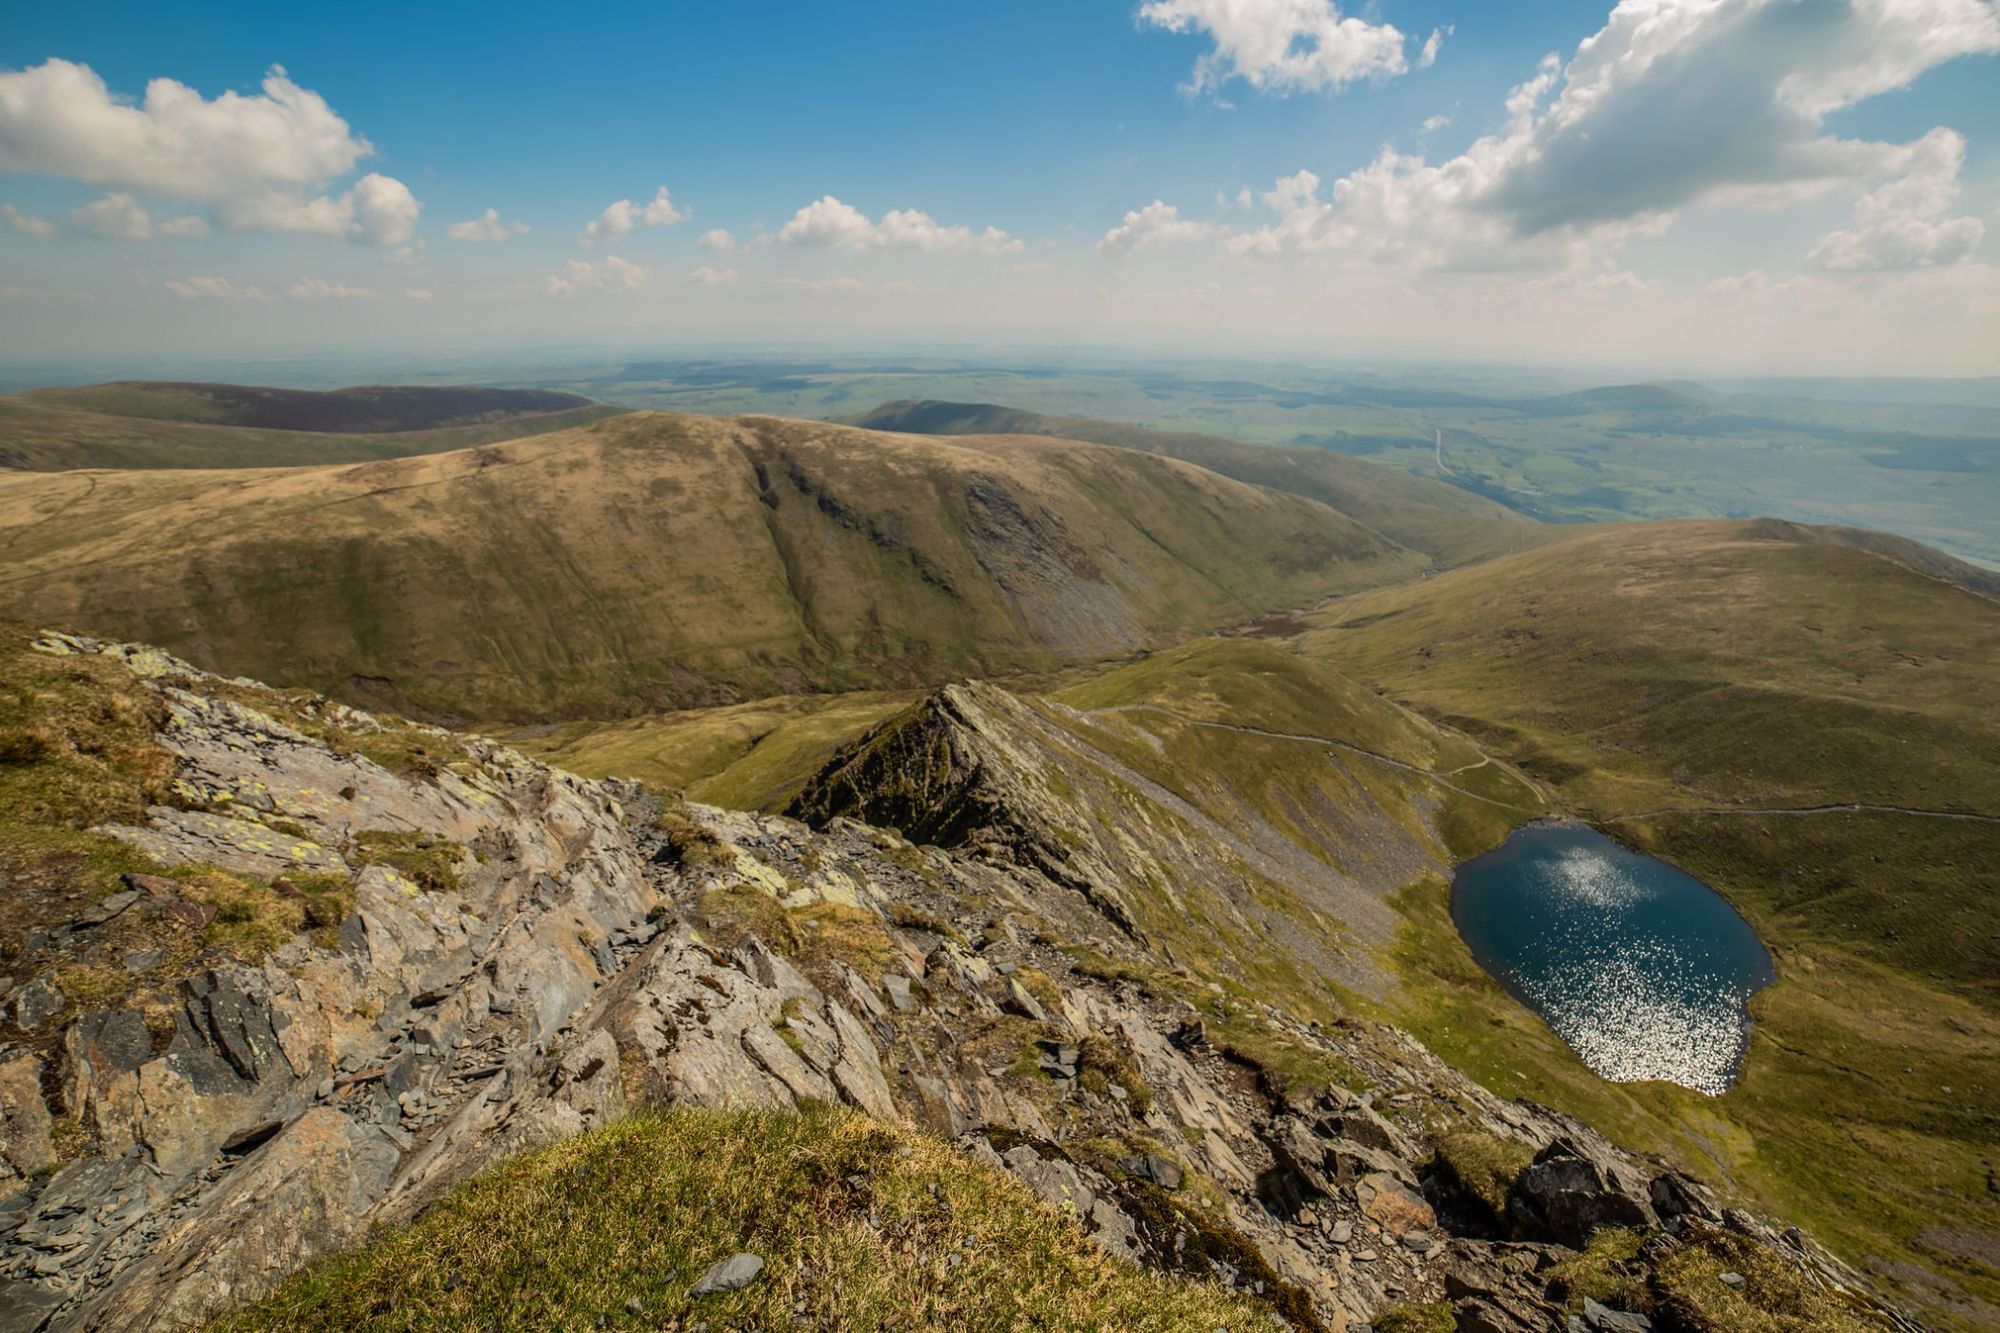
[0,638,1917,1332]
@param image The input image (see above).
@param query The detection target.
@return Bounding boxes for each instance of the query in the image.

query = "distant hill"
[21,381,596,432]
[0,381,621,470]
[853,399,1542,569]
[0,410,1426,720]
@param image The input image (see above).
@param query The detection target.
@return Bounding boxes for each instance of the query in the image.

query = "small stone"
[882,974,915,1013]
[73,890,140,928]
[1328,1220,1354,1244]
[1355,1249,1379,1262]
[1718,1271,1746,1291]
[690,1252,764,1297]
[623,1297,644,1315]
[1296,1206,1318,1227]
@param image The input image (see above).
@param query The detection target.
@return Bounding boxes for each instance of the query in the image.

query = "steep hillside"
[0,629,1896,1333]
[854,398,1543,568]
[1303,518,2000,1327]
[0,385,619,471]
[0,411,1424,720]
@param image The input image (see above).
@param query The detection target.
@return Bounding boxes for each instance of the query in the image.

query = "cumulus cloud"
[72,192,204,239]
[1098,200,1220,256]
[689,265,737,285]
[1212,0,2000,271]
[287,276,376,300]
[2,202,53,237]
[1137,0,1416,96]
[581,187,684,244]
[777,196,1021,255]
[1807,128,1984,271]
[0,59,420,246]
[71,192,153,239]
[545,254,650,296]
[219,171,420,245]
[697,227,736,250]
[164,275,268,301]
[447,207,529,242]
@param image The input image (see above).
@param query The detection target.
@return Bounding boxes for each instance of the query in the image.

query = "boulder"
[1509,1136,1657,1247]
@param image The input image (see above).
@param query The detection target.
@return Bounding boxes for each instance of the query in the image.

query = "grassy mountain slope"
[0,411,1424,721]
[1301,518,2000,1327]
[221,1103,1269,1332]
[854,398,1543,568]
[0,384,619,471]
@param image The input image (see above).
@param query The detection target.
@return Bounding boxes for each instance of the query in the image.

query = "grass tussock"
[213,1103,1271,1333]
[350,831,466,894]
[1430,1130,1534,1229]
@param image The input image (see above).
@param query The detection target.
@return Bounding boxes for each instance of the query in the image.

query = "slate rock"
[690,1252,765,1296]
[73,890,141,928]
[1582,1297,1653,1332]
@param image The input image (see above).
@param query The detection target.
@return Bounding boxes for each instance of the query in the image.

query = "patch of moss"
[1372,1302,1454,1333]
[350,831,466,894]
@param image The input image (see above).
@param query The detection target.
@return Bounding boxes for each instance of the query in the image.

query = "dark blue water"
[1452,824,1775,1095]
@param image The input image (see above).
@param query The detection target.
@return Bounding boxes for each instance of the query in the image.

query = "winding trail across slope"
[1605,803,2000,826]
[1100,703,1547,813]
[1103,707,2000,827]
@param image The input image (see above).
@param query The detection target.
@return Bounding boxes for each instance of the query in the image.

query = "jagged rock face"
[787,681,1439,1000]
[0,643,1908,1332]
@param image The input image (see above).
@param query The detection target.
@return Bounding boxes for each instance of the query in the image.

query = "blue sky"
[4,1,1999,373]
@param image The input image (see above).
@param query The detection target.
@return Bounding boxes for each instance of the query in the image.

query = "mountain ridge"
[0,409,1429,720]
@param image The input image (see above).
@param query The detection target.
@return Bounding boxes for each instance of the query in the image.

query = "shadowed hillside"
[21,381,595,432]
[854,398,1544,568]
[0,410,1426,720]
[0,383,620,471]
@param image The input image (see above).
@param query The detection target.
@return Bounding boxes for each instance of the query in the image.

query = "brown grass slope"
[0,411,1424,722]
[0,384,619,471]
[854,398,1542,568]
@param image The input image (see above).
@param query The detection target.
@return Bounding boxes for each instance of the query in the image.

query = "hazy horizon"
[5,1,2000,374]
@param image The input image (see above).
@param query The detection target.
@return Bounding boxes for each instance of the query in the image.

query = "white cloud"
[0,59,420,247]
[1136,0,1415,96]
[1417,26,1451,69]
[545,254,651,296]
[698,227,736,250]
[581,187,684,244]
[447,207,529,242]
[0,59,367,195]
[1807,128,1984,271]
[1420,114,1451,134]
[71,192,152,239]
[1213,0,2000,271]
[404,287,434,300]
[1098,200,1219,256]
[772,274,865,292]
[287,276,377,300]
[217,171,420,245]
[158,214,208,237]
[689,265,737,285]
[777,196,1021,255]
[164,275,268,301]
[2,202,52,237]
